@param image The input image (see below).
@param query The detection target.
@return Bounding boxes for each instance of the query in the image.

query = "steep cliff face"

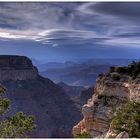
[0,55,82,138]
[58,82,85,97]
[73,73,140,138]
[0,55,38,81]
[73,87,93,109]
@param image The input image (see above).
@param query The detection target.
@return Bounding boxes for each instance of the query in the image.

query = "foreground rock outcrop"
[73,63,140,138]
[0,55,82,138]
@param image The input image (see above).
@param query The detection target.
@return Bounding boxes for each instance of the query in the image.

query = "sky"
[0,2,140,62]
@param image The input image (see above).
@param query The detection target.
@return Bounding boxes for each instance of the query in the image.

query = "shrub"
[111,102,140,138]
[109,66,115,73]
[110,72,121,81]
[75,132,91,138]
[98,95,108,105]
[107,61,140,80]
[98,73,104,78]
[127,61,140,78]
[115,67,127,74]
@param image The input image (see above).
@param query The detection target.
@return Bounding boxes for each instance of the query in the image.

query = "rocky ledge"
[0,55,38,81]
[73,62,140,138]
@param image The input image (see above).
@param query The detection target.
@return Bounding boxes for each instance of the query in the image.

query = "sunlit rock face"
[0,55,82,138]
[0,55,38,81]
[73,76,140,138]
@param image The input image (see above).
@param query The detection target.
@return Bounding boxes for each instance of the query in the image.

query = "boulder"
[116,131,129,138]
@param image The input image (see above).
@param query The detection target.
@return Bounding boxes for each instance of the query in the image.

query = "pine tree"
[0,85,37,138]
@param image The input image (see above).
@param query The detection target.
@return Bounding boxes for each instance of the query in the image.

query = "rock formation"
[58,82,85,98]
[0,55,38,81]
[0,55,82,138]
[72,87,93,110]
[115,131,129,138]
[73,65,140,138]
[77,87,93,105]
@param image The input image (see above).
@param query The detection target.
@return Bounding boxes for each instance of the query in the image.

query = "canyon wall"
[73,76,140,138]
[0,55,38,81]
[0,55,82,138]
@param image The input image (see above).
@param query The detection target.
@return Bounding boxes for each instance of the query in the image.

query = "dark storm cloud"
[0,2,80,30]
[0,2,140,48]
[93,2,140,21]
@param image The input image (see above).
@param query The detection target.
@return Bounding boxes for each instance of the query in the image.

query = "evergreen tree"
[0,85,37,138]
[111,102,140,138]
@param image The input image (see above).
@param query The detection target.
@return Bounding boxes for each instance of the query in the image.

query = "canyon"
[0,55,82,138]
[0,55,139,138]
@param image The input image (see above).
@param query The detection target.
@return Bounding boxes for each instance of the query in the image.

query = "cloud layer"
[0,2,140,48]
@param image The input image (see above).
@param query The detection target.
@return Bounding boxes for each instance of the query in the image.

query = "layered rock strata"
[0,55,38,81]
[73,76,140,138]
